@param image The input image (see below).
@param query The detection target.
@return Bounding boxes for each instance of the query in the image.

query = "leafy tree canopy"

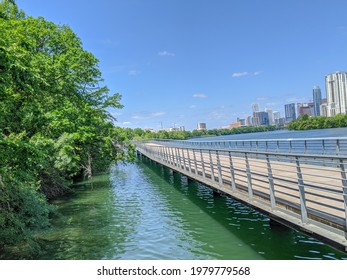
[0,0,134,251]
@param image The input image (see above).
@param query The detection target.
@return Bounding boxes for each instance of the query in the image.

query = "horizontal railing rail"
[138,137,347,155]
[134,138,347,252]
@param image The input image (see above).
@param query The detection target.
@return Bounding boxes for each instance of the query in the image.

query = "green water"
[4,157,347,259]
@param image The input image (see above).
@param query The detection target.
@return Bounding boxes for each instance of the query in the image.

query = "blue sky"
[16,0,347,130]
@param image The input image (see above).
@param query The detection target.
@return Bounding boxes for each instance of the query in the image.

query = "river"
[3,128,347,260]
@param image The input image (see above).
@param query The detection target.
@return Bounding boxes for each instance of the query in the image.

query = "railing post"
[176,148,182,169]
[337,139,341,155]
[266,154,276,210]
[200,150,206,179]
[228,151,236,191]
[166,147,170,164]
[304,140,307,154]
[209,150,215,183]
[339,159,347,239]
[173,147,178,167]
[160,146,164,163]
[181,148,186,171]
[167,147,172,165]
[163,146,167,162]
[295,156,308,224]
[216,151,223,188]
[245,153,253,199]
[187,148,192,174]
[170,147,174,164]
[193,149,198,175]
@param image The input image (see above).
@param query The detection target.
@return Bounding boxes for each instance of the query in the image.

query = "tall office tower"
[320,98,328,117]
[313,86,322,116]
[273,111,281,121]
[246,115,253,126]
[325,72,347,117]
[252,103,259,113]
[265,108,274,125]
[253,111,269,126]
[284,103,296,122]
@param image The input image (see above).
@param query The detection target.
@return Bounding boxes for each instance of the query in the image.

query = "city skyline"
[16,0,347,130]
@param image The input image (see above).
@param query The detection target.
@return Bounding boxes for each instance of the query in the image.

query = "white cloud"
[257,96,269,101]
[193,93,208,99]
[132,112,166,120]
[232,72,249,78]
[122,121,132,125]
[128,70,140,76]
[266,102,280,107]
[158,51,175,57]
[189,105,197,109]
[232,71,262,78]
[286,97,307,103]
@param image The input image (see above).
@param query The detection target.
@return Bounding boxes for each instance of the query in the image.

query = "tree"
[0,0,134,250]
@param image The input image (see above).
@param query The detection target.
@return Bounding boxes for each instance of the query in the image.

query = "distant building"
[320,98,328,117]
[297,102,314,117]
[227,122,242,129]
[237,118,246,126]
[273,111,281,122]
[252,103,259,113]
[246,116,253,126]
[169,126,185,132]
[252,115,260,126]
[253,111,269,126]
[325,71,347,117]
[285,103,296,123]
[276,117,286,126]
[265,108,274,125]
[313,86,322,116]
[197,123,207,130]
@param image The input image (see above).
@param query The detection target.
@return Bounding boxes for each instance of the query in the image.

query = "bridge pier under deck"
[135,138,347,253]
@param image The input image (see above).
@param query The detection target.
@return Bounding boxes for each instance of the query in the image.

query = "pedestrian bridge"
[134,137,347,252]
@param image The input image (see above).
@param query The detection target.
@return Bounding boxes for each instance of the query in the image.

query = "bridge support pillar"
[213,190,222,197]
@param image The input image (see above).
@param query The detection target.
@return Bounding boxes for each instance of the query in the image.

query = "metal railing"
[134,138,347,251]
[139,137,347,155]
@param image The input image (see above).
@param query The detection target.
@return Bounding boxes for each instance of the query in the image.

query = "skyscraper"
[251,103,260,126]
[285,103,296,123]
[265,108,274,125]
[254,111,269,126]
[325,72,347,117]
[312,86,322,116]
[252,103,259,113]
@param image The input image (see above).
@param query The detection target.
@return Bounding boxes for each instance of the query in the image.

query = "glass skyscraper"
[312,86,322,116]
[285,103,296,122]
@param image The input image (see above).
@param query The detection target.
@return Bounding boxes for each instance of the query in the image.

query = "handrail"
[135,137,347,155]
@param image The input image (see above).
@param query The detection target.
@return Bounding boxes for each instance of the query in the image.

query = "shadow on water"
[139,156,347,260]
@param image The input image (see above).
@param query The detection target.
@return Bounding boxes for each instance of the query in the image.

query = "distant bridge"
[135,137,347,252]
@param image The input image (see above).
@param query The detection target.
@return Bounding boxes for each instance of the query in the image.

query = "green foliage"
[130,125,277,140]
[288,114,347,130]
[0,0,134,250]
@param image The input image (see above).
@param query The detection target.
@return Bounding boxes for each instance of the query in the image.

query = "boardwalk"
[135,138,347,252]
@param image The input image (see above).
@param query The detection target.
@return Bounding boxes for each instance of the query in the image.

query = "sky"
[15,0,347,131]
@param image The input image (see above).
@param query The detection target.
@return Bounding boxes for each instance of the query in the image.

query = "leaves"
[0,0,134,249]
